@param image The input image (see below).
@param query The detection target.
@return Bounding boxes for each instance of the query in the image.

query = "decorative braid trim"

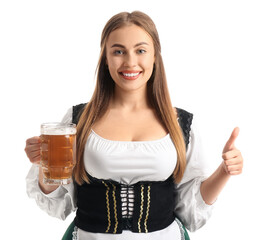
[102,181,111,233]
[144,185,151,233]
[110,183,118,234]
[138,184,144,232]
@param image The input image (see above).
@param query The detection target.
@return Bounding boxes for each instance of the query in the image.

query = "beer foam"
[41,123,76,135]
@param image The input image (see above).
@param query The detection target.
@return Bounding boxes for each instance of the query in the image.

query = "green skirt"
[62,220,190,240]
[62,221,76,240]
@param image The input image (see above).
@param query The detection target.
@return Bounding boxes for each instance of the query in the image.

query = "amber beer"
[40,123,76,185]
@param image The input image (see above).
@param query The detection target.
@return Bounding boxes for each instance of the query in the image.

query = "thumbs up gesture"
[222,127,243,175]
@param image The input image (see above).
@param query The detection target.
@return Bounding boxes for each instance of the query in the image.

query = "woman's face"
[105,24,155,92]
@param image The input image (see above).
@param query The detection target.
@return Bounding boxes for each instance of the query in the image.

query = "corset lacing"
[121,185,135,230]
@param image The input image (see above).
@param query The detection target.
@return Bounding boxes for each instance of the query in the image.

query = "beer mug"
[40,122,76,185]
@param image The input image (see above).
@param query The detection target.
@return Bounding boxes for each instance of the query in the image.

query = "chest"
[92,109,168,142]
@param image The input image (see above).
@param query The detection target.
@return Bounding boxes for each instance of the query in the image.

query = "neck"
[110,85,151,111]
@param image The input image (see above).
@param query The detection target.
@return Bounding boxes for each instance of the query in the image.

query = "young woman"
[25,11,243,240]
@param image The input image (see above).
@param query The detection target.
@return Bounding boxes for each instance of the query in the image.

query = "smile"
[122,72,140,77]
[119,71,142,80]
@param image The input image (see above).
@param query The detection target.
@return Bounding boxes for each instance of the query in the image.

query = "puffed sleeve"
[25,107,76,220]
[174,118,214,232]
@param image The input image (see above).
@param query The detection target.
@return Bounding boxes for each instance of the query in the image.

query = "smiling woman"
[25,10,243,240]
[106,25,155,87]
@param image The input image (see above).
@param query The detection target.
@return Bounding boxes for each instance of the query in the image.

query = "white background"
[0,0,263,239]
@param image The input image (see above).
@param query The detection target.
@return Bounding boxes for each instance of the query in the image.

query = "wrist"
[38,167,60,194]
[219,162,232,184]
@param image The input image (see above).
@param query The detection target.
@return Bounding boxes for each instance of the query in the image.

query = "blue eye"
[137,49,146,54]
[114,50,124,55]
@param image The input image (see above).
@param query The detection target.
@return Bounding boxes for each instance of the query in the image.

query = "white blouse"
[26,107,214,240]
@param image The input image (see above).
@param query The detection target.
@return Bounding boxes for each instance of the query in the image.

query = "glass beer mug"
[40,123,76,185]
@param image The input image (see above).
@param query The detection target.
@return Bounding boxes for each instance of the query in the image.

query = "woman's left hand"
[221,127,243,175]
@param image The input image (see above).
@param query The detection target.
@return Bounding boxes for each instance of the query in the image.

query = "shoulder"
[73,103,87,113]
[174,107,193,125]
[174,107,194,147]
[174,107,193,119]
[72,103,88,124]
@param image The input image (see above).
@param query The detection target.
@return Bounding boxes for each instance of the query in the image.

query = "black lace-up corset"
[72,103,193,233]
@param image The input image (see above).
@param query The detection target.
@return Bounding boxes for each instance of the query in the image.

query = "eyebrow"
[111,42,149,48]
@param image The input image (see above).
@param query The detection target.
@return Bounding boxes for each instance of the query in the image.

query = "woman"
[25,11,243,240]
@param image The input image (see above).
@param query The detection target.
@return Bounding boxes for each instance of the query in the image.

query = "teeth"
[122,72,140,77]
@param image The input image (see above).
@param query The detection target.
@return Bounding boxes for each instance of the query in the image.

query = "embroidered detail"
[72,226,78,240]
[110,183,118,234]
[138,184,144,232]
[144,185,151,233]
[102,181,111,233]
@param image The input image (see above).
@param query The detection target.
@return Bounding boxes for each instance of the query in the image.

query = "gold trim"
[102,181,111,233]
[144,185,151,233]
[138,184,144,233]
[110,183,118,234]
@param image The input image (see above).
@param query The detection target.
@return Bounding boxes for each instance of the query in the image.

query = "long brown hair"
[74,11,186,185]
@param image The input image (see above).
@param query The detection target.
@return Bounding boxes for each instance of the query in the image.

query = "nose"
[123,52,137,67]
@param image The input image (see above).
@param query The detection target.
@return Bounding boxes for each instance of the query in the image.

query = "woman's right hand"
[24,136,41,164]
[25,136,60,193]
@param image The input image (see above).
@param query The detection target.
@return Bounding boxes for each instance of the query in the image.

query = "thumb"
[223,127,240,153]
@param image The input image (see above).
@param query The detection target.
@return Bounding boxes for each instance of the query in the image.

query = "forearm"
[38,167,59,194]
[200,162,230,205]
